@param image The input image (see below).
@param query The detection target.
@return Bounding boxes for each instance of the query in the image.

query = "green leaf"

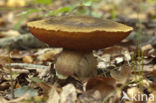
[82,0,101,6]
[147,0,156,3]
[48,7,71,16]
[14,86,38,97]
[28,77,43,83]
[83,0,93,6]
[111,5,117,20]
[33,0,52,5]
[16,8,42,16]
[13,8,42,30]
[91,12,102,18]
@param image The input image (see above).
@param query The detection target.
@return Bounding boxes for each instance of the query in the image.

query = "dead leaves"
[0,30,20,38]
[0,18,6,27]
[36,48,62,61]
[0,0,155,102]
[6,0,26,8]
[0,55,11,65]
[47,84,77,103]
[37,82,52,97]
[86,76,116,98]
[0,82,10,91]
[110,64,132,84]
[96,46,131,70]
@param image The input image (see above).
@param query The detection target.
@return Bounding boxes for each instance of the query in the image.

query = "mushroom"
[27,16,133,79]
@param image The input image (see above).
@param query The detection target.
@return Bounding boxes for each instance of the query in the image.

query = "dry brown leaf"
[123,50,131,61]
[0,82,10,91]
[0,97,9,103]
[144,69,156,81]
[36,48,62,61]
[0,0,5,7]
[129,12,147,20]
[0,55,11,65]
[0,18,6,27]
[124,101,143,103]
[97,54,111,69]
[141,44,154,56]
[115,56,124,64]
[150,82,156,90]
[38,82,52,97]
[60,84,77,103]
[141,44,153,52]
[103,46,126,56]
[47,86,60,103]
[9,93,30,103]
[0,49,8,55]
[110,64,131,84]
[125,87,145,103]
[86,76,116,98]
[10,50,32,59]
[147,91,156,103]
[1,30,20,38]
[6,0,26,7]
[149,70,156,76]
[22,56,33,63]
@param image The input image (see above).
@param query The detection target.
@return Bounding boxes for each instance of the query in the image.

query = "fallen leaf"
[22,55,33,63]
[38,82,52,97]
[6,0,26,7]
[126,87,144,103]
[9,93,31,103]
[1,30,20,38]
[14,86,38,98]
[60,84,77,103]
[36,48,62,61]
[0,55,11,65]
[86,76,116,98]
[47,86,60,103]
[141,44,153,52]
[147,90,156,103]
[115,56,124,64]
[0,82,10,91]
[145,70,156,83]
[0,0,5,7]
[0,97,8,103]
[0,18,5,27]
[97,54,111,69]
[110,64,131,84]
[123,50,131,61]
[102,46,126,57]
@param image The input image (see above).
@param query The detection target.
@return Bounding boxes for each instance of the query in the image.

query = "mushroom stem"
[55,49,97,79]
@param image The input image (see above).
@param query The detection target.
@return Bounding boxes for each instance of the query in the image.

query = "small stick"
[5,63,50,70]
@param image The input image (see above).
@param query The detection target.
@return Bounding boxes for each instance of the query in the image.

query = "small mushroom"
[27,16,133,79]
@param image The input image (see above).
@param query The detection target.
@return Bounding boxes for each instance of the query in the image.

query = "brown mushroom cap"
[27,16,133,50]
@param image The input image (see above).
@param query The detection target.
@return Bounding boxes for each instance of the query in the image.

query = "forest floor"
[0,0,156,103]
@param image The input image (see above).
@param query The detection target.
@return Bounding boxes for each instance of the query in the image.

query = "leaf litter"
[0,0,156,103]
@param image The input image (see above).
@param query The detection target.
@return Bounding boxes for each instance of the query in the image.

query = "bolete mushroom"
[27,16,133,79]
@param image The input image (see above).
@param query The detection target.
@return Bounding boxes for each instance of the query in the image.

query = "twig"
[5,63,50,70]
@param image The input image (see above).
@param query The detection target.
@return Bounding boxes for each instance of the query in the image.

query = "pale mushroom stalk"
[55,49,97,79]
[27,16,133,79]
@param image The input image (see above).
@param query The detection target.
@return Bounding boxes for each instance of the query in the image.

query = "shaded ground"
[0,0,156,103]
